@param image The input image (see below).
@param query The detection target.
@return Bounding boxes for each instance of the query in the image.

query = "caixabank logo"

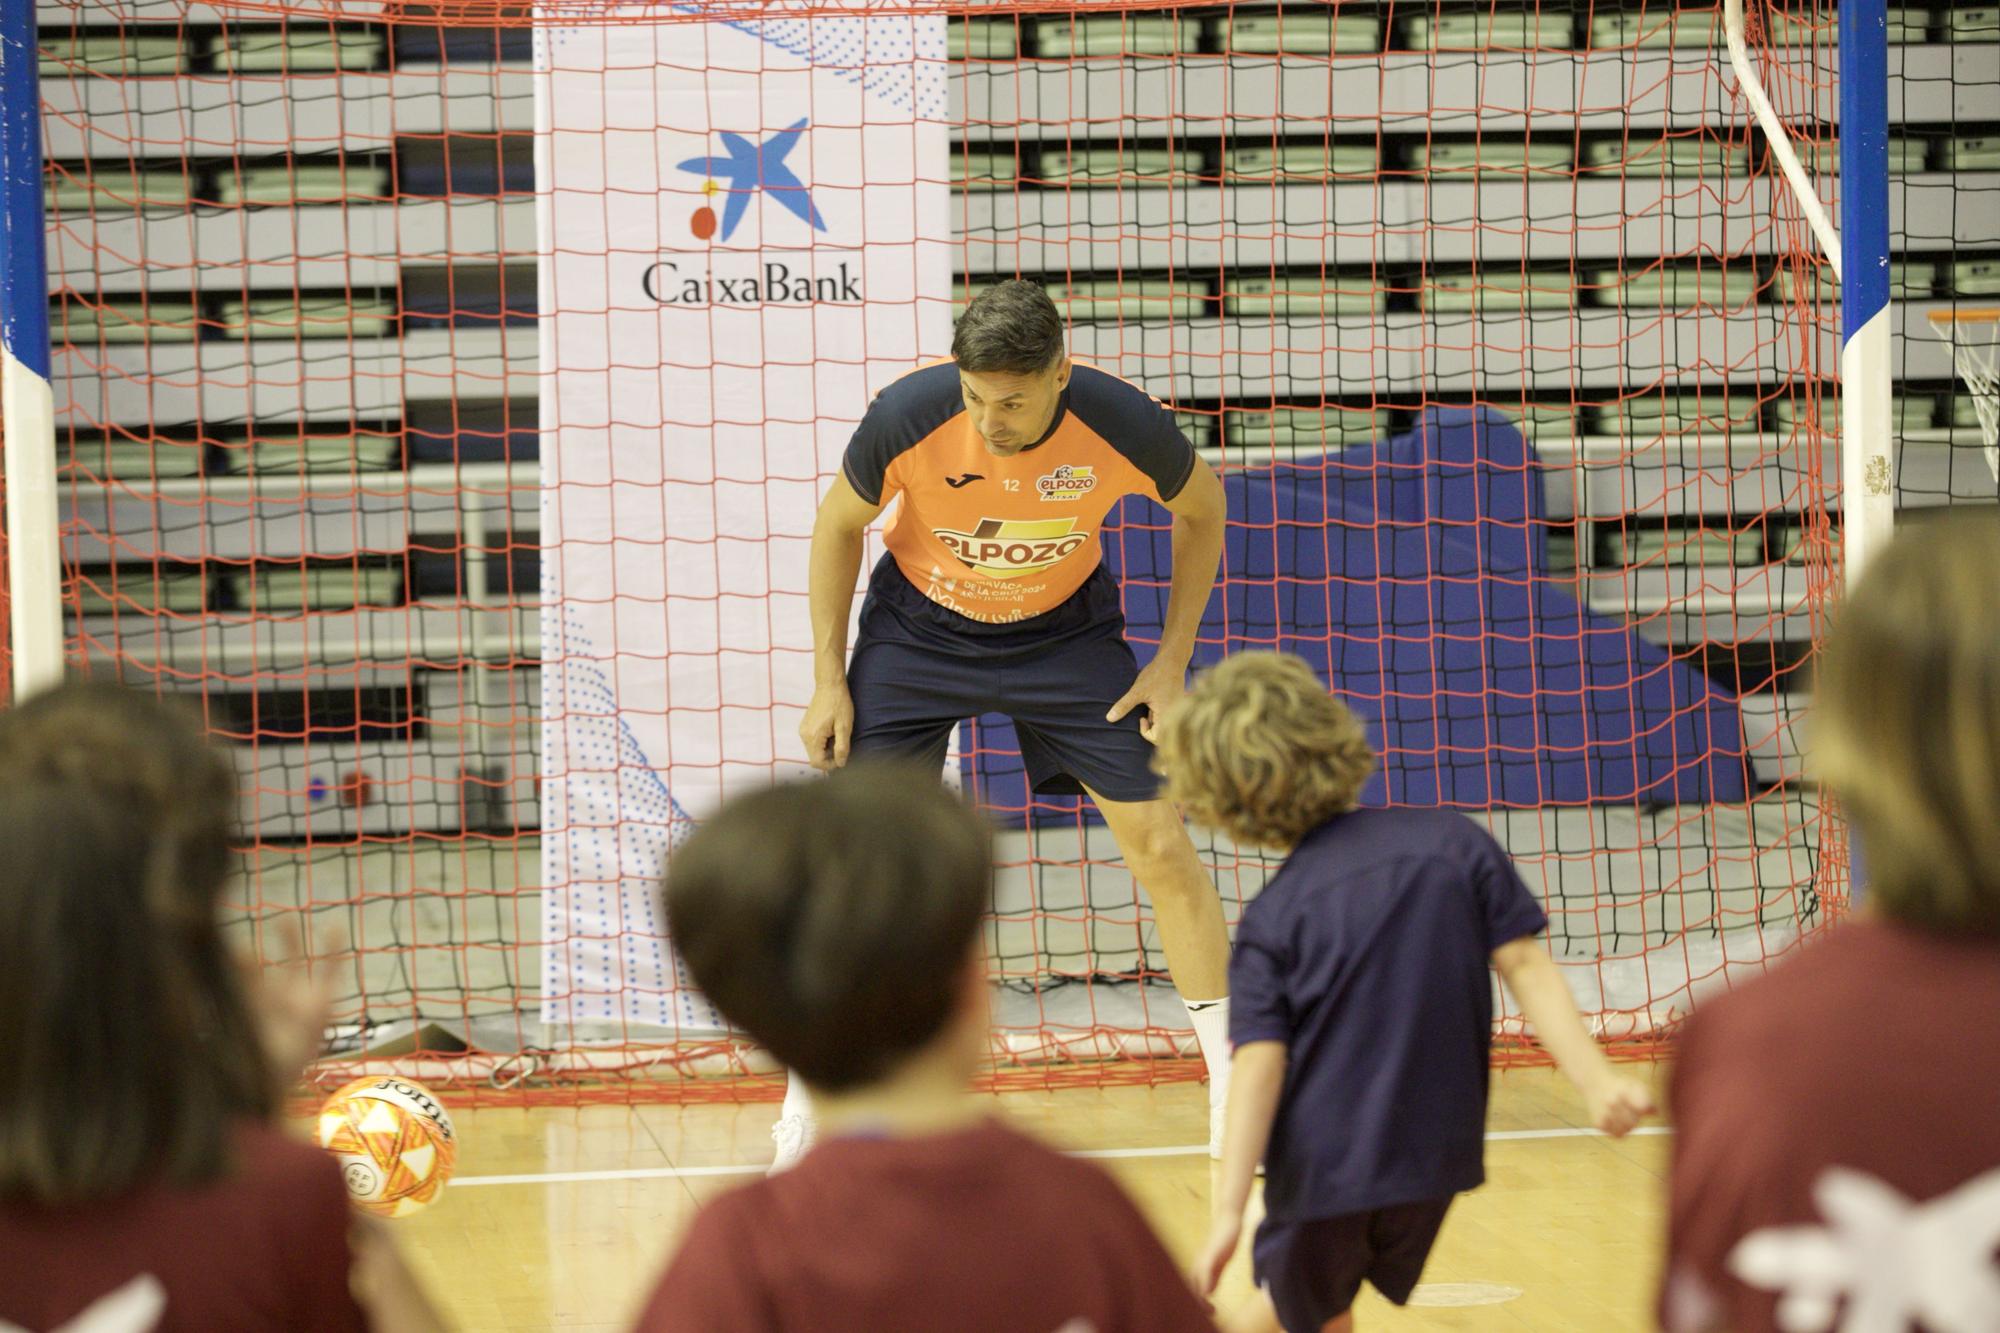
[935,518,1087,578]
[640,119,862,307]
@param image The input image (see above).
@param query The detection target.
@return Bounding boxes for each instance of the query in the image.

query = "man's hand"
[1190,1212,1243,1301]
[1106,657,1186,743]
[1583,1071,1657,1138]
[799,681,855,771]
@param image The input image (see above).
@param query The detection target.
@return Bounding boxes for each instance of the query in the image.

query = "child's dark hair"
[664,764,993,1091]
[0,681,275,1204]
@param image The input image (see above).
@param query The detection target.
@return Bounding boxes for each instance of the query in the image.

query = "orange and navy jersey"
[841,362,1196,625]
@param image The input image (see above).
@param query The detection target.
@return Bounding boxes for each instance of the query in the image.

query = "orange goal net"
[24,0,1988,1103]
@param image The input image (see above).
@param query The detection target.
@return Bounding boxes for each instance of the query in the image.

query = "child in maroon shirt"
[1,1122,365,1332]
[636,765,1216,1332]
[1662,513,2000,1332]
[0,683,441,1332]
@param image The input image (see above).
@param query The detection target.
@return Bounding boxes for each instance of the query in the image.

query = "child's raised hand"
[1585,1073,1657,1138]
[246,916,345,1080]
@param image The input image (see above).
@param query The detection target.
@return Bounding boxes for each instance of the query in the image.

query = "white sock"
[780,1071,815,1123]
[1183,996,1232,1107]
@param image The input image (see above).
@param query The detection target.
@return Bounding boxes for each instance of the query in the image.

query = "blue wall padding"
[959,408,1749,826]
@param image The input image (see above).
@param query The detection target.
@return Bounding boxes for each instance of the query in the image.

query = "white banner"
[534,11,951,1029]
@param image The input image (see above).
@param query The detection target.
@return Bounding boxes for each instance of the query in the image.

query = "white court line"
[1490,1124,1671,1143]
[449,1124,1669,1188]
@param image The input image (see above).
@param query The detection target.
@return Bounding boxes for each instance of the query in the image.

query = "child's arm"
[1491,936,1656,1137]
[1193,1040,1287,1299]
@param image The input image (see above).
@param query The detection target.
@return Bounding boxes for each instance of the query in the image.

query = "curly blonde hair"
[1153,652,1377,848]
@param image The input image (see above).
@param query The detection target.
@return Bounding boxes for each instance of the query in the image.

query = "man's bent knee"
[1098,797,1205,884]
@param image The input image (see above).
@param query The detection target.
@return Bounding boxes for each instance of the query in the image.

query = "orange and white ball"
[316,1077,458,1218]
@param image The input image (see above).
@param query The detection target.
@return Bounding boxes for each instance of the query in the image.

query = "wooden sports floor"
[378,1065,1670,1330]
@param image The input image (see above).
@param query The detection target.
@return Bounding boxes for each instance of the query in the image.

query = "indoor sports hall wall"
[19,0,2000,1100]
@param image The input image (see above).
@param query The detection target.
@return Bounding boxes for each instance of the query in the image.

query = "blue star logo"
[677,119,827,242]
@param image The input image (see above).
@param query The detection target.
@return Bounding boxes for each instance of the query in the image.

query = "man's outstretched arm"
[801,474,887,770]
[1107,455,1226,737]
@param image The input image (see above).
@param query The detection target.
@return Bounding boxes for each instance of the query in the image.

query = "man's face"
[957,358,1071,457]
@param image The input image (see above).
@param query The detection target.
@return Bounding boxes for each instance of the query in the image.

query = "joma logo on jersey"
[1036,465,1097,501]
[935,518,1086,577]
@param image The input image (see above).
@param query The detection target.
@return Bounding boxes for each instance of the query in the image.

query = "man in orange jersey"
[776,279,1234,1169]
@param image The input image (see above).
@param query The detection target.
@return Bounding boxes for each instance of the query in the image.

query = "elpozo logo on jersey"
[935,518,1086,578]
[1036,465,1097,501]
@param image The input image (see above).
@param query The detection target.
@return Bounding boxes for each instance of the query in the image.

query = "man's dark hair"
[951,279,1066,375]
[664,765,992,1092]
[0,681,276,1204]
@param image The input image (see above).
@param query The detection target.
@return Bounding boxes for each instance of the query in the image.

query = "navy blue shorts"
[846,557,1161,803]
[1253,1198,1453,1331]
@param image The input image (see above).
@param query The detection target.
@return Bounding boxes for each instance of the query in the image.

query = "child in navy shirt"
[1155,652,1655,1332]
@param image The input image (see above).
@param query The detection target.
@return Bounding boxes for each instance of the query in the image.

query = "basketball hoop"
[1929,308,2000,485]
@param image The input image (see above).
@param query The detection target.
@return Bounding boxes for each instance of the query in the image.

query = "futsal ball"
[316,1077,458,1218]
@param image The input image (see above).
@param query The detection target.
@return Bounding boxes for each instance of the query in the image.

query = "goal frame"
[1724,0,1895,582]
[1,0,62,703]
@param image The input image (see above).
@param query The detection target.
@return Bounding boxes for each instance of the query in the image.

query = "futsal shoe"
[769,1113,818,1175]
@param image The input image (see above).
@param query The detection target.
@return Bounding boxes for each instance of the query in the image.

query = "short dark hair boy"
[636,764,1217,1332]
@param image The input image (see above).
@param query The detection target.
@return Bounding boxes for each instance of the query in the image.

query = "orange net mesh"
[26,0,1953,1104]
